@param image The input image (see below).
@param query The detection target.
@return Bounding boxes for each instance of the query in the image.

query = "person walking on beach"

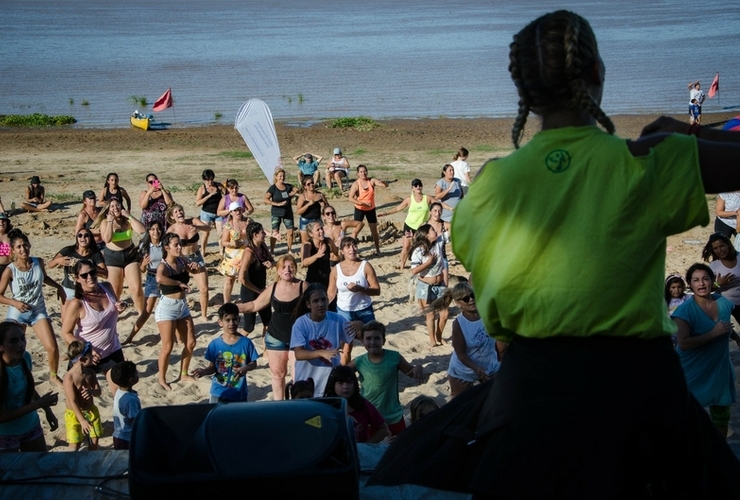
[689,81,706,124]
[371,10,740,497]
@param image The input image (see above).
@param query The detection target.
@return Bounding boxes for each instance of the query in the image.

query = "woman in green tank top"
[378,178,449,269]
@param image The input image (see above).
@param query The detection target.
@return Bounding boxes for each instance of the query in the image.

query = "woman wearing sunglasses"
[48,228,107,320]
[60,259,127,381]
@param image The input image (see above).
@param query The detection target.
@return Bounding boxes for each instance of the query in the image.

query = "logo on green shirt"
[545,149,571,173]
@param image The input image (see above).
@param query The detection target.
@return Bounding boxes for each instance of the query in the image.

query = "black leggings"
[714,217,737,239]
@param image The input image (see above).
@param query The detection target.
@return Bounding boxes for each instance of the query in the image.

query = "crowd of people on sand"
[0,145,491,452]
[3,21,740,493]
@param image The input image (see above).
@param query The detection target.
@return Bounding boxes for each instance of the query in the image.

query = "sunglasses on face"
[458,293,475,303]
[413,184,422,188]
[77,233,91,238]
[71,341,93,363]
[147,179,158,184]
[324,211,336,216]
[79,269,98,280]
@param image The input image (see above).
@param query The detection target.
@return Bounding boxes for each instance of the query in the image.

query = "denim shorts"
[271,216,294,231]
[182,249,205,267]
[299,216,320,231]
[336,304,376,324]
[6,302,49,326]
[264,332,290,351]
[144,272,159,298]
[415,280,446,302]
[155,296,191,322]
[200,210,222,225]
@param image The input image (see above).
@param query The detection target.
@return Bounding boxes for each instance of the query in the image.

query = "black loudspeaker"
[128,398,359,499]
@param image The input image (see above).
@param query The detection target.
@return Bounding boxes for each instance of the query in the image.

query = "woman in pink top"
[61,259,127,382]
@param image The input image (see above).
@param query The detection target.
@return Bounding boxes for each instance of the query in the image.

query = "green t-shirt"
[355,350,404,425]
[452,126,708,342]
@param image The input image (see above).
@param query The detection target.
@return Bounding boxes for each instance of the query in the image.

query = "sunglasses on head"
[79,269,98,280]
[458,293,475,302]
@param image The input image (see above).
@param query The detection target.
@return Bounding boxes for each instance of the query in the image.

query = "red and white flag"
[708,73,719,98]
[152,88,173,112]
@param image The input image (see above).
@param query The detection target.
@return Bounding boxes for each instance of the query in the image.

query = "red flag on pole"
[708,73,719,98]
[152,88,173,112]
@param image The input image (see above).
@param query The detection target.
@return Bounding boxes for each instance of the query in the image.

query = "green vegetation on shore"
[0,114,77,127]
[329,117,380,131]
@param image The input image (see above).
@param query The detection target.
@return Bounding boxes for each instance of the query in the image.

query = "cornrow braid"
[509,37,531,149]
[563,12,615,134]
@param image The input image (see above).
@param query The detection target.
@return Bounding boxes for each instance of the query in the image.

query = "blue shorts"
[264,332,290,351]
[271,216,294,231]
[155,296,191,322]
[299,216,320,231]
[336,304,376,324]
[415,280,446,302]
[199,210,222,225]
[144,272,159,298]
[6,303,49,326]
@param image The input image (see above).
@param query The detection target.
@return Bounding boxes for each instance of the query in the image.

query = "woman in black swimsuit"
[238,222,275,337]
[238,254,304,400]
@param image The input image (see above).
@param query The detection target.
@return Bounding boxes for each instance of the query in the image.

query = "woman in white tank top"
[327,236,380,323]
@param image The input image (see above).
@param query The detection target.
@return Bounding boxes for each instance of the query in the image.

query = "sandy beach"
[1,112,739,452]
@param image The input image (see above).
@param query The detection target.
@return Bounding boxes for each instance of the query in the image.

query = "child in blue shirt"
[192,303,259,402]
[110,361,141,450]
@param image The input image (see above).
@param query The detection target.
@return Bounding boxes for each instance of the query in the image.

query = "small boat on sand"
[130,110,151,131]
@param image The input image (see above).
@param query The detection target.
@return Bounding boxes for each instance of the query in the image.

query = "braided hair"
[509,10,614,148]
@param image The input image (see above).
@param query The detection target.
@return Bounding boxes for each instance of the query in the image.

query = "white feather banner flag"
[234,99,282,181]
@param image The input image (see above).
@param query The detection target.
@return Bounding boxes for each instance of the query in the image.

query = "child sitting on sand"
[191,303,259,403]
[63,340,103,451]
[349,320,423,436]
[110,361,141,450]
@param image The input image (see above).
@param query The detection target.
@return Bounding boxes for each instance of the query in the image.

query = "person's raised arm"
[236,284,272,314]
[639,116,740,193]
[378,197,410,217]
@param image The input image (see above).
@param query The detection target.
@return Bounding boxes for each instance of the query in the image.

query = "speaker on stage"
[128,398,359,499]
